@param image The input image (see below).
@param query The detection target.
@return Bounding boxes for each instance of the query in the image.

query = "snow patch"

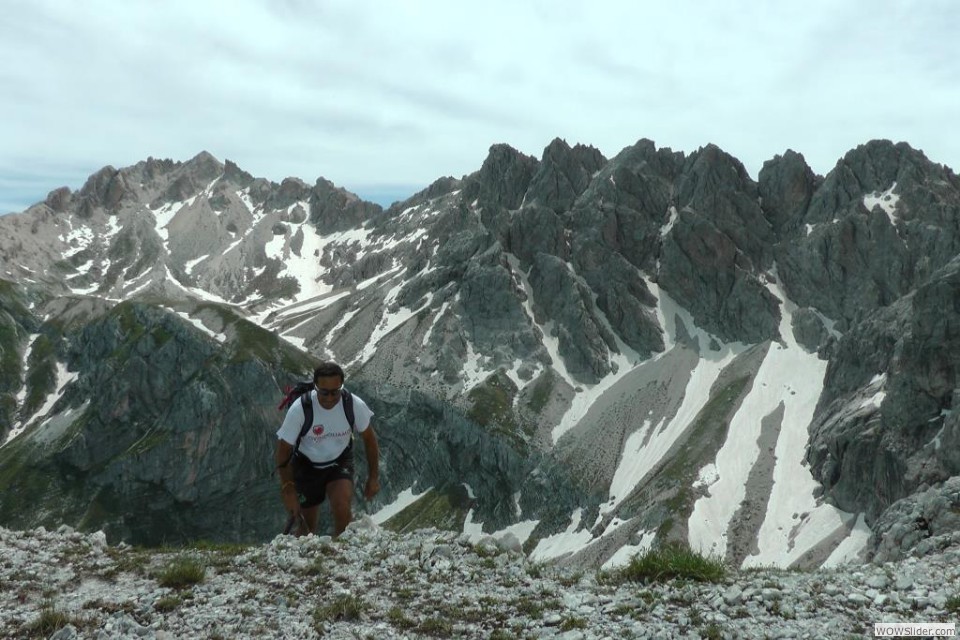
[607,341,737,512]
[822,513,871,567]
[175,312,227,343]
[660,206,679,237]
[460,341,490,392]
[151,199,187,242]
[530,508,594,562]
[863,182,900,225]
[6,362,78,446]
[693,463,719,491]
[185,254,210,275]
[688,273,856,568]
[602,530,657,570]
[370,486,432,525]
[354,274,434,366]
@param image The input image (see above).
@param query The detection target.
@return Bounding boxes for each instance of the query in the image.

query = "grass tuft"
[614,543,726,584]
[24,603,80,638]
[418,616,454,637]
[154,595,182,613]
[386,606,416,630]
[157,556,206,589]
[313,593,364,625]
[946,593,960,614]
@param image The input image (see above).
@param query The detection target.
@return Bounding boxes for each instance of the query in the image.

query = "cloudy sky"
[1,0,957,213]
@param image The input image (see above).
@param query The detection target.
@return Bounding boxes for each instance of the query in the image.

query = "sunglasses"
[315,386,342,397]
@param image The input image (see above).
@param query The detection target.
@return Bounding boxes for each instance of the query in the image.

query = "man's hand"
[364,476,380,500]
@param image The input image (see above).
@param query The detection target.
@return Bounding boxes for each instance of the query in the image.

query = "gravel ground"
[2,521,959,639]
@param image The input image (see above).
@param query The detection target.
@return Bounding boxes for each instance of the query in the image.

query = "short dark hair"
[313,361,345,384]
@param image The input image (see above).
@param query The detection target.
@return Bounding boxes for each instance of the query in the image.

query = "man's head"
[313,361,345,410]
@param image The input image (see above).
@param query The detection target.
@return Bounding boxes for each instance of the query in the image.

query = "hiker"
[276,362,380,537]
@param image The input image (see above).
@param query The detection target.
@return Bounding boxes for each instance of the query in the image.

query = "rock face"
[871,476,960,562]
[777,141,960,329]
[0,298,585,545]
[2,138,960,567]
[0,302,302,544]
[807,255,960,523]
[0,282,40,440]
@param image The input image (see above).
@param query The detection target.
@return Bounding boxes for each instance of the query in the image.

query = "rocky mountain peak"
[839,139,928,188]
[43,186,73,213]
[265,176,311,211]
[310,177,381,231]
[223,158,254,187]
[183,150,224,183]
[472,143,540,210]
[524,138,606,212]
[73,164,147,217]
[682,143,756,199]
[758,149,819,236]
[418,175,464,202]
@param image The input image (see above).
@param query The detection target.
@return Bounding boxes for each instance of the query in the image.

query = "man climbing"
[276,361,380,537]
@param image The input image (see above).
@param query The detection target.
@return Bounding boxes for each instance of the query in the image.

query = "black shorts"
[292,448,355,508]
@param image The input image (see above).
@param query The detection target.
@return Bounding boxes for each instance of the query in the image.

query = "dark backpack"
[276,383,356,468]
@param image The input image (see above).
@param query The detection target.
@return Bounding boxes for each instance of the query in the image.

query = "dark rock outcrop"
[758,149,819,237]
[808,255,960,522]
[525,138,606,212]
[659,208,781,343]
[309,178,381,231]
[778,140,960,328]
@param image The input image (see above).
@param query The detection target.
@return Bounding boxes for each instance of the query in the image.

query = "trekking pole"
[283,512,306,536]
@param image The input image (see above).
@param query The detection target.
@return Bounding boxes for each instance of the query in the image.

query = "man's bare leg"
[326,479,354,537]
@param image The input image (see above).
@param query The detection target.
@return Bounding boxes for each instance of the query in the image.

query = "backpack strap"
[296,392,315,446]
[341,388,355,431]
[278,390,314,469]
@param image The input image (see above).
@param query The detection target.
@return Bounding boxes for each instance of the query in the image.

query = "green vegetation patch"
[154,595,182,613]
[125,429,170,457]
[417,616,454,637]
[313,593,364,625]
[612,543,726,584]
[467,370,530,446]
[0,442,57,527]
[191,302,312,371]
[150,325,174,347]
[0,316,24,387]
[526,369,556,413]
[22,603,83,639]
[946,593,960,614]
[382,486,473,534]
[112,302,149,347]
[157,556,206,589]
[386,606,416,630]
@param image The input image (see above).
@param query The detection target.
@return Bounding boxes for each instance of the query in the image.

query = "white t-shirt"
[276,390,374,464]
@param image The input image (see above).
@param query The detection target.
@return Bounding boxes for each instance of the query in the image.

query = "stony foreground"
[2,522,959,639]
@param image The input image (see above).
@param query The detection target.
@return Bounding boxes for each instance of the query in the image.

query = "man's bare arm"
[276,440,299,514]
[360,426,380,499]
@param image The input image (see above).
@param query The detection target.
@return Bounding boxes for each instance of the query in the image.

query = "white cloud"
[2,0,958,212]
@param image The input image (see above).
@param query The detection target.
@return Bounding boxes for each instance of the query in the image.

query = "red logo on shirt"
[313,424,324,436]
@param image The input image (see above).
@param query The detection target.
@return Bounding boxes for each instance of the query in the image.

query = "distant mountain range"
[1,137,959,570]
